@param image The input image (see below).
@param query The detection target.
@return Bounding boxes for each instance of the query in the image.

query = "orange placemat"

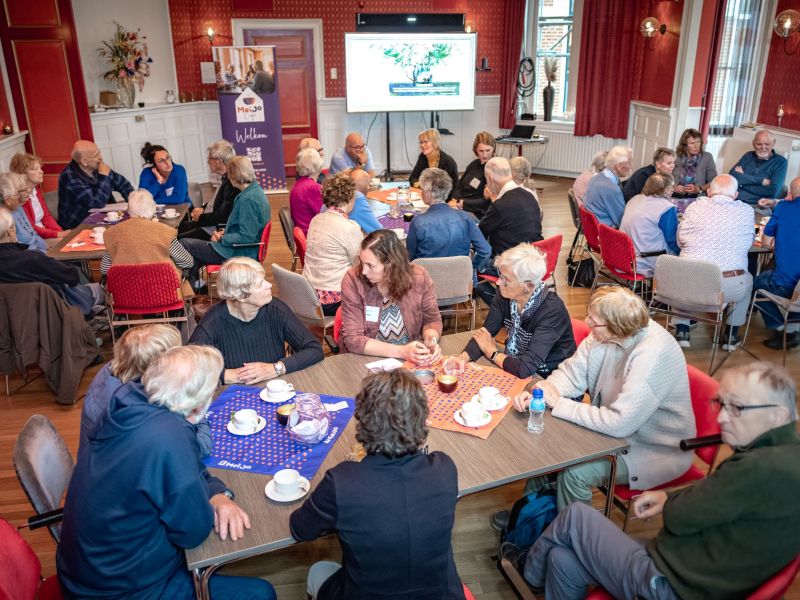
[366,188,422,205]
[61,230,105,252]
[403,361,531,439]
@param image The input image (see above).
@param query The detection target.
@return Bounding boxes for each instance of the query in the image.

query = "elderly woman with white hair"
[290,147,325,235]
[58,345,278,600]
[180,140,238,241]
[101,189,194,299]
[190,257,324,384]
[583,145,633,227]
[449,244,575,379]
[0,171,48,252]
[494,287,695,529]
[573,151,608,206]
[408,128,459,193]
[180,156,271,291]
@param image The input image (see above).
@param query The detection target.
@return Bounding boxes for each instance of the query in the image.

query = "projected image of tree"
[372,43,459,91]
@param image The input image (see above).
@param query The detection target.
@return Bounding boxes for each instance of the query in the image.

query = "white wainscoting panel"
[629,102,677,171]
[0,131,28,173]
[91,102,222,186]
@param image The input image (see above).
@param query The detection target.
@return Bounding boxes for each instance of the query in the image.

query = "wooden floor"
[2,175,798,598]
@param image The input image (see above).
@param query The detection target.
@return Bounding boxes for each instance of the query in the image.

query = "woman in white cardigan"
[512,287,696,513]
[303,173,364,316]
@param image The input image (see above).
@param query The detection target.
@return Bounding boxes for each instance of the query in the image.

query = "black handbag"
[566,257,595,288]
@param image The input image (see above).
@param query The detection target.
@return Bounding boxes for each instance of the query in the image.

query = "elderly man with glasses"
[328,133,375,179]
[499,360,800,600]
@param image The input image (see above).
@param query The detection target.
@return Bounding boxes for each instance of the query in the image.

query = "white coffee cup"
[233,408,259,432]
[479,387,502,405]
[164,208,178,218]
[107,211,120,220]
[266,379,294,398]
[273,468,300,496]
[462,401,484,425]
[93,226,106,235]
[93,236,104,245]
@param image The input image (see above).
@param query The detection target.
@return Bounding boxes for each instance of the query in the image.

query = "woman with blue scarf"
[450,244,576,379]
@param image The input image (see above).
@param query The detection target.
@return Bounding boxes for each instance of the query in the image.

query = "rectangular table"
[186,332,629,598]
[46,203,191,280]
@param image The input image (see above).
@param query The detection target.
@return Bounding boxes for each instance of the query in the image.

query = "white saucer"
[226,416,266,436]
[259,388,296,403]
[162,213,179,219]
[454,409,492,428]
[265,477,310,502]
[103,216,122,223]
[472,393,509,411]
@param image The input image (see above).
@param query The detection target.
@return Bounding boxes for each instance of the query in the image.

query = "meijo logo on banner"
[235,88,264,122]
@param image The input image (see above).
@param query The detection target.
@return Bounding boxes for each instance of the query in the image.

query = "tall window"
[708,0,763,136]
[534,0,574,119]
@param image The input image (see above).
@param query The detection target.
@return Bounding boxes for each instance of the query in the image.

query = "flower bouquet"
[97,21,153,108]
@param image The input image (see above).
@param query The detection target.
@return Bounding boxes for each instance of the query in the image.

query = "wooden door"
[0,0,93,192]
[243,29,317,178]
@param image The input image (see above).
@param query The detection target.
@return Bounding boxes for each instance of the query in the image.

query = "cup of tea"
[267,379,294,399]
[233,408,259,432]
[437,374,458,393]
[164,208,178,218]
[107,211,120,220]
[273,468,300,496]
[93,226,106,235]
[276,404,294,426]
[461,401,484,425]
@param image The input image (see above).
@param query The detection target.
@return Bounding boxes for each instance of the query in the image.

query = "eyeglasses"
[419,140,431,146]
[585,313,607,328]
[711,398,779,417]
[497,274,529,287]
[156,155,173,166]
[347,144,366,151]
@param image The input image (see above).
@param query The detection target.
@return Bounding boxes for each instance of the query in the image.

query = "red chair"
[463,584,477,600]
[571,317,592,347]
[105,262,190,345]
[587,552,800,600]
[0,517,62,600]
[607,364,721,530]
[333,305,343,343]
[293,226,307,268]
[594,224,654,298]
[206,221,272,301]
[533,233,562,292]
[579,205,602,258]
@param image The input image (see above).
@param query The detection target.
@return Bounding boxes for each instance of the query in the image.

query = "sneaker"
[498,541,529,575]
[675,331,690,348]
[721,335,741,351]
[492,510,511,533]
[764,331,800,350]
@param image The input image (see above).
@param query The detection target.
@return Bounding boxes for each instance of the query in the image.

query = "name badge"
[166,187,174,196]
[469,178,481,189]
[365,306,380,322]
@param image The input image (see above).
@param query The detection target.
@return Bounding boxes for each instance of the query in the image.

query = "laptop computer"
[498,124,536,142]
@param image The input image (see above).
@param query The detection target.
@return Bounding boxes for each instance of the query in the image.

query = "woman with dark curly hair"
[290,369,466,600]
[137,142,190,205]
[339,229,442,364]
[303,173,364,316]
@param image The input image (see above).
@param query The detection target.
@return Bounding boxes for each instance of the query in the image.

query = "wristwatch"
[274,361,286,377]
[489,350,499,362]
[222,489,235,501]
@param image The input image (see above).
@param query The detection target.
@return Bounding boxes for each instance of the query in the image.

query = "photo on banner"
[212,46,287,192]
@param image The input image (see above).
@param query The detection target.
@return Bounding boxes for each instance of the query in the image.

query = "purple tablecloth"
[83,212,131,225]
[377,214,411,233]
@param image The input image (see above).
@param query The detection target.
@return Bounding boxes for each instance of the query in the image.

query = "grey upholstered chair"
[271,263,337,352]
[743,278,800,366]
[649,255,735,375]
[278,206,299,271]
[187,181,204,208]
[13,415,74,542]
[43,190,59,221]
[412,256,476,332]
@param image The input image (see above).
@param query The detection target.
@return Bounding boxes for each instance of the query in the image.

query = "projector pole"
[385,111,394,182]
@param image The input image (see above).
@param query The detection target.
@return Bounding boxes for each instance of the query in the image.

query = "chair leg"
[621,498,632,533]
[470,300,476,331]
[742,294,758,348]
[783,318,789,367]
[5,375,8,396]
[588,261,602,299]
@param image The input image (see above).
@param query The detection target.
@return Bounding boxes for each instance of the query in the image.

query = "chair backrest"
[106,262,183,311]
[43,190,59,220]
[686,364,721,466]
[411,256,473,304]
[579,205,601,252]
[532,234,562,282]
[567,188,581,230]
[748,552,800,600]
[258,220,272,264]
[187,182,204,208]
[293,227,307,267]
[270,263,323,326]
[0,517,41,600]
[13,415,74,542]
[653,255,725,309]
[598,224,637,276]
[790,278,800,310]
[571,318,592,347]
[279,206,296,253]
[334,305,342,342]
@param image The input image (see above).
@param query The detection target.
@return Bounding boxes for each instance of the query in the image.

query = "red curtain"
[699,0,728,140]
[574,0,645,139]
[499,0,526,129]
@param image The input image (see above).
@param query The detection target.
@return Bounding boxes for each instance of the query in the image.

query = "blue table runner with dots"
[203,385,356,477]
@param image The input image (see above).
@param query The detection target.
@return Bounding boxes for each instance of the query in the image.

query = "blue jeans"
[160,565,277,600]
[476,260,499,306]
[753,270,799,330]
[180,238,226,288]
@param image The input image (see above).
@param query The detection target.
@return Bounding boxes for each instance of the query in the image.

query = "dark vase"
[543,82,554,121]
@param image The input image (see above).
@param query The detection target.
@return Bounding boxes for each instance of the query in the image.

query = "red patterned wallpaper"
[168,0,506,99]
[635,0,683,107]
[757,0,800,131]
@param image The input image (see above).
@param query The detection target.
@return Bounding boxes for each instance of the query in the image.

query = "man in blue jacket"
[57,345,276,600]
[583,146,633,228]
[729,130,788,208]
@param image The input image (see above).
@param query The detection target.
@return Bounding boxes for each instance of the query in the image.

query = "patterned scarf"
[505,282,548,357]
[679,153,700,187]
[328,205,350,218]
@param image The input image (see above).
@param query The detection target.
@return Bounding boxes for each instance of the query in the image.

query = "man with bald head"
[754,176,800,350]
[328,133,375,178]
[729,130,788,208]
[58,140,133,229]
[299,138,327,184]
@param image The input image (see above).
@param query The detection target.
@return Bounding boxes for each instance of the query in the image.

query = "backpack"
[502,484,558,550]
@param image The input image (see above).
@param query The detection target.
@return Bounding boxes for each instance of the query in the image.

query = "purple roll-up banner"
[213,46,286,192]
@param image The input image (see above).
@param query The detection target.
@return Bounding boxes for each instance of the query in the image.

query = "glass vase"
[116,78,136,109]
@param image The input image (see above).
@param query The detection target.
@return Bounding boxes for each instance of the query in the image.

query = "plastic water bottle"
[527,389,545,434]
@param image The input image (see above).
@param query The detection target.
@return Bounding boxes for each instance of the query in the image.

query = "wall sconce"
[777,104,785,129]
[773,10,800,55]
[465,20,477,33]
[202,22,216,45]
[640,17,666,38]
